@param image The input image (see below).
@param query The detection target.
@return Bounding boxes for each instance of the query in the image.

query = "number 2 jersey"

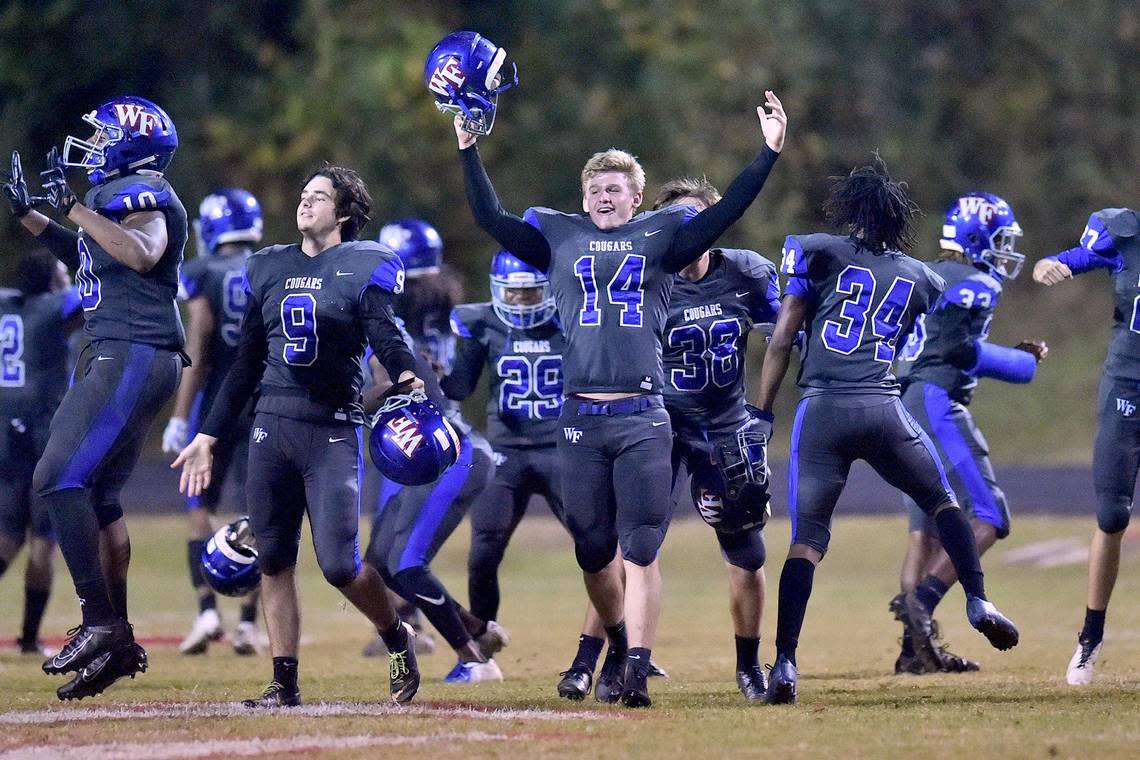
[178,249,251,388]
[781,233,945,396]
[895,259,1003,404]
[663,248,779,432]
[443,302,565,448]
[1048,208,1140,381]
[78,173,187,349]
[0,288,81,420]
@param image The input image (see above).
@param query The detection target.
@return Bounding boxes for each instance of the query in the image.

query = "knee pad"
[620,525,665,568]
[574,533,618,574]
[92,500,124,529]
[319,554,360,589]
[256,532,300,577]
[1097,495,1132,535]
[718,529,766,572]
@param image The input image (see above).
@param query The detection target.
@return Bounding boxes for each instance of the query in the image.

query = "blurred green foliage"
[1,0,1136,462]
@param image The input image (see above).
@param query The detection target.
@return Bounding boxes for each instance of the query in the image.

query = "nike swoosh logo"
[54,633,93,666]
[335,270,354,276]
[96,356,114,361]
[415,593,445,606]
[628,654,642,660]
[735,291,750,297]
[329,437,347,443]
[651,421,668,427]
[644,229,663,237]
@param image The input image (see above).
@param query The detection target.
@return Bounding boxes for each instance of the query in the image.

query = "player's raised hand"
[757,90,787,153]
[1014,340,1049,362]
[40,147,77,214]
[172,433,217,497]
[2,150,46,218]
[1033,258,1071,286]
[454,115,478,150]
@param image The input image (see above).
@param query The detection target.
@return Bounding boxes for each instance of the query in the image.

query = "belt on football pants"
[572,395,658,416]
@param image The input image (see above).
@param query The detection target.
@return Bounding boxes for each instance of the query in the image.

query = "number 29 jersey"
[781,233,945,396]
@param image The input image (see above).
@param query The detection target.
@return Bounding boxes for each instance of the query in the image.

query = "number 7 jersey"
[781,233,945,396]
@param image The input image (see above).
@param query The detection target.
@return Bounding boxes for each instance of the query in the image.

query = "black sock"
[391,566,470,650]
[934,508,985,600]
[22,588,50,644]
[45,488,116,625]
[272,656,299,690]
[1081,608,1107,645]
[379,619,408,651]
[735,635,760,671]
[604,621,628,655]
[0,557,8,577]
[900,628,915,657]
[188,540,215,612]
[774,557,816,667]
[915,575,950,614]
[572,634,605,671]
[627,646,652,678]
[240,602,257,624]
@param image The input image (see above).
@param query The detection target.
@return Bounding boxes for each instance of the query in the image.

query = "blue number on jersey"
[574,254,646,328]
[221,270,248,348]
[496,354,563,419]
[76,238,102,312]
[667,318,744,391]
[0,314,25,387]
[898,313,926,362]
[281,293,318,366]
[822,266,916,363]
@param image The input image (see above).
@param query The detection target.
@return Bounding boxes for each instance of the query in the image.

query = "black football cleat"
[736,665,768,701]
[889,591,942,672]
[388,622,420,704]
[593,646,626,704]
[966,596,1019,651]
[556,666,593,700]
[619,660,651,708]
[57,642,147,701]
[647,659,669,678]
[930,621,980,672]
[241,680,301,708]
[894,647,932,675]
[763,655,797,705]
[43,620,132,676]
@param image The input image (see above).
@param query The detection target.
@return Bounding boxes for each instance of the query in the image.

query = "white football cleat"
[231,621,262,656]
[1066,637,1102,685]
[443,658,504,684]
[179,609,222,655]
[475,620,511,659]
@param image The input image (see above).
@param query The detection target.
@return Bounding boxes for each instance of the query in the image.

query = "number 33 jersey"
[781,233,945,396]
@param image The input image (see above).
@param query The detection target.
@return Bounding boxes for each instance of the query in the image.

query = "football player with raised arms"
[890,193,1046,675]
[753,157,1020,705]
[2,96,187,700]
[173,165,425,707]
[164,189,265,657]
[651,177,780,701]
[1033,207,1140,685]
[431,29,786,706]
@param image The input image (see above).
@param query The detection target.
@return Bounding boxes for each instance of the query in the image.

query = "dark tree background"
[1,0,1136,461]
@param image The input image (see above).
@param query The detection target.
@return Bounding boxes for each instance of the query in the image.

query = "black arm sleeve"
[440,336,487,400]
[200,300,268,438]
[36,220,80,269]
[360,286,418,383]
[460,145,552,271]
[664,145,781,272]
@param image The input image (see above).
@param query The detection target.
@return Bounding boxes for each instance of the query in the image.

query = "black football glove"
[40,147,77,214]
[2,151,48,217]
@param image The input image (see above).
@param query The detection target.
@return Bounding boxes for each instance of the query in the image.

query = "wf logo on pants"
[1117,398,1136,417]
[563,428,583,444]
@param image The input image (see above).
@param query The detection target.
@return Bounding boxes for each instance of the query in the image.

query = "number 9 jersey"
[782,233,945,396]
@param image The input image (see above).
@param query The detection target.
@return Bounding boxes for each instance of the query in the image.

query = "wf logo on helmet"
[386,415,425,458]
[957,196,1000,224]
[428,59,466,97]
[112,103,160,136]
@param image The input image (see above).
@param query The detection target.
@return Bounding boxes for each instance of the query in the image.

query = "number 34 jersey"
[445,302,565,448]
[663,248,779,432]
[781,233,945,396]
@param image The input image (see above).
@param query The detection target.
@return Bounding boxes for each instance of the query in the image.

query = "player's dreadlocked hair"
[307,164,372,241]
[823,153,921,252]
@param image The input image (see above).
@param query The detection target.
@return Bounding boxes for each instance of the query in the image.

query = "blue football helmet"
[424,30,518,136]
[370,391,462,486]
[378,219,444,278]
[200,517,261,597]
[941,192,1025,279]
[61,95,178,184]
[490,249,556,328]
[197,188,263,254]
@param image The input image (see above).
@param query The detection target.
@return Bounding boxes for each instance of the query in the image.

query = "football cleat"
[619,660,651,708]
[889,591,942,672]
[894,647,932,675]
[647,659,669,678]
[966,596,1019,650]
[241,680,301,708]
[57,642,147,701]
[593,646,626,704]
[388,621,421,704]
[930,621,980,672]
[736,665,768,701]
[763,655,798,705]
[43,619,132,675]
[363,629,438,657]
[179,608,223,655]
[231,622,262,656]
[1066,636,1103,686]
[443,658,504,684]
[556,666,593,700]
[475,620,511,659]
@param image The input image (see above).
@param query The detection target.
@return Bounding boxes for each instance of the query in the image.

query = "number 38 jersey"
[782,233,945,396]
[663,248,779,432]
[444,302,565,448]
[78,173,188,349]
[178,249,251,382]
[244,241,406,424]
[525,204,694,395]
[895,259,1002,404]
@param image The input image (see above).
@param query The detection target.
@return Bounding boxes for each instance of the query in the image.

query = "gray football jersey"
[663,248,779,432]
[781,233,945,396]
[178,248,252,382]
[0,288,80,418]
[78,174,187,348]
[525,205,692,394]
[1096,209,1140,381]
[895,259,1002,404]
[448,301,565,447]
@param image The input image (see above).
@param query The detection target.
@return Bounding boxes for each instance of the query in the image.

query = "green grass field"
[1,514,1138,759]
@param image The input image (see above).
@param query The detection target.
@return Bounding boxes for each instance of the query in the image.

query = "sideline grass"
[1,514,1137,758]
